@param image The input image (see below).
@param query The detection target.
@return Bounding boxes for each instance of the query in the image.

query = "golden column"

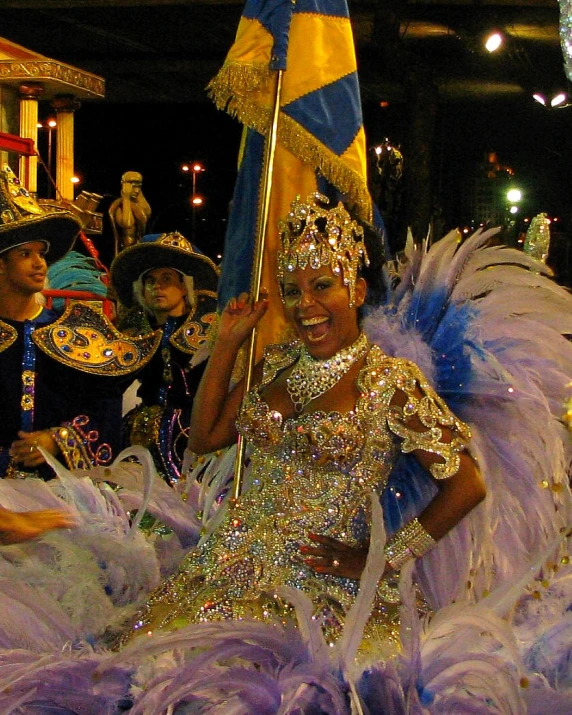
[18,83,44,193]
[51,94,81,201]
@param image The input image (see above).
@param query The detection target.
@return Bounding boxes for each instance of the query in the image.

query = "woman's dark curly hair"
[355,216,387,308]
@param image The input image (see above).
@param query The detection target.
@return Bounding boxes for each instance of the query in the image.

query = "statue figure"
[109,171,152,254]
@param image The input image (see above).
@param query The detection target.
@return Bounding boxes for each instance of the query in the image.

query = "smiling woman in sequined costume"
[125,194,486,647]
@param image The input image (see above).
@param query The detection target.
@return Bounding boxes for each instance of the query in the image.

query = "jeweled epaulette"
[0,319,18,353]
[260,340,301,388]
[32,300,161,376]
[170,291,218,355]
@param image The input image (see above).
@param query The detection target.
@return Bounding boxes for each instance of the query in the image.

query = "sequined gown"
[128,342,469,644]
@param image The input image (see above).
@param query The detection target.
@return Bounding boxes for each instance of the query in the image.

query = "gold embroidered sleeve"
[385,358,471,480]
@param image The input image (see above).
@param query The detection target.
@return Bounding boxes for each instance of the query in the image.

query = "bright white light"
[374,146,382,156]
[509,205,518,214]
[551,92,567,107]
[532,93,546,106]
[70,176,80,184]
[506,189,522,203]
[191,196,203,205]
[485,33,503,52]
[192,163,204,173]
[47,119,57,128]
[181,164,190,172]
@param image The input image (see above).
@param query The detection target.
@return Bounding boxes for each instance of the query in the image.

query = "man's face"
[142,267,188,319]
[0,241,48,296]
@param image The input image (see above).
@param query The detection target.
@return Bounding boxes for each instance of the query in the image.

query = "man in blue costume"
[0,168,155,479]
[110,232,219,484]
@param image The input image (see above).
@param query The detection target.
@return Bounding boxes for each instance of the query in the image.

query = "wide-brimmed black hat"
[0,167,81,264]
[110,232,219,307]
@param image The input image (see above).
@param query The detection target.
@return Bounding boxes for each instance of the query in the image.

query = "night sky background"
[31,83,572,285]
[3,2,570,282]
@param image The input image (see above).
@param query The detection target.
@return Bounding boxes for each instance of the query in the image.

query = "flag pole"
[232,69,284,501]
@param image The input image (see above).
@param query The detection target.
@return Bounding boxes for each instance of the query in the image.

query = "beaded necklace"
[286,332,369,412]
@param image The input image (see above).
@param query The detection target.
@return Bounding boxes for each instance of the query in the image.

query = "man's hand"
[10,430,60,468]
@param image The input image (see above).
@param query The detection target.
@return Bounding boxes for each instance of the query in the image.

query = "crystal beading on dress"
[122,193,484,659]
[286,331,369,412]
[127,344,471,646]
[277,192,369,308]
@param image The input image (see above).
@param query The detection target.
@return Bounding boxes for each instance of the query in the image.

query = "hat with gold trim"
[0,166,81,263]
[110,232,219,307]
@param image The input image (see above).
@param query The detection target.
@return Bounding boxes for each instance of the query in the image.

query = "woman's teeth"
[301,317,329,342]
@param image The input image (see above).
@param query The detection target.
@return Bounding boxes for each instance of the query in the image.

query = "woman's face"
[282,264,365,359]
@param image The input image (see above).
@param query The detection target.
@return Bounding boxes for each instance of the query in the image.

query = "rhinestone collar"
[286,332,369,412]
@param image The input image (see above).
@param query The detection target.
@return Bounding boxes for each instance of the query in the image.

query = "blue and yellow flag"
[209,0,373,348]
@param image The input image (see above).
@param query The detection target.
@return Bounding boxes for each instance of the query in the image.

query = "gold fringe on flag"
[208,63,372,224]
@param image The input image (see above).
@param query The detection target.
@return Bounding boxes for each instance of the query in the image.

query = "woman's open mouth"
[299,316,329,343]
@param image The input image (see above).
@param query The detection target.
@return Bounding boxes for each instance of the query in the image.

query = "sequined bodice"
[238,391,392,493]
[227,389,398,573]
[130,343,470,642]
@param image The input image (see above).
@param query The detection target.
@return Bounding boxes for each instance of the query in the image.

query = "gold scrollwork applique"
[20,370,35,411]
[170,311,217,355]
[32,301,160,376]
[0,319,18,353]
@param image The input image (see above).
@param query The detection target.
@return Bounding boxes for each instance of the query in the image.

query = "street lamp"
[70,174,81,198]
[37,119,57,197]
[46,119,57,197]
[484,32,503,53]
[532,91,570,108]
[191,162,204,198]
[190,162,205,240]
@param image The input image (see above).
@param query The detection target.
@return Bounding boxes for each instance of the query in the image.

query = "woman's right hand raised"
[217,290,269,346]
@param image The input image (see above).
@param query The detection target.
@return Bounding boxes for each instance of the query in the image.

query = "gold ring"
[332,559,340,568]
[29,446,34,453]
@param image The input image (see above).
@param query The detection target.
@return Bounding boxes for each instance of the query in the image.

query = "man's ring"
[332,559,340,567]
[29,446,34,453]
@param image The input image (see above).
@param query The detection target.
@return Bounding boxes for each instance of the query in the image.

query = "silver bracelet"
[384,517,437,570]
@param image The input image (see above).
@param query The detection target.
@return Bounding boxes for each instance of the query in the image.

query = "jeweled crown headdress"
[277,193,369,307]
